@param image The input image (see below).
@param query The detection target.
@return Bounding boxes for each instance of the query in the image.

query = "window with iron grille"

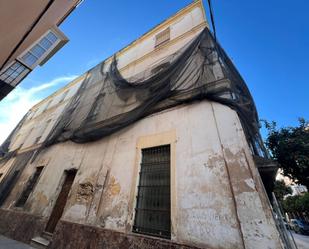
[155,27,170,48]
[15,166,43,207]
[133,145,171,239]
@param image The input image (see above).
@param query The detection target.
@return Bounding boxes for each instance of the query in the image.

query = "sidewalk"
[0,235,34,249]
[289,232,309,249]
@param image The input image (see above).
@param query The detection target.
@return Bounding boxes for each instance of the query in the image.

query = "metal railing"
[272,192,298,249]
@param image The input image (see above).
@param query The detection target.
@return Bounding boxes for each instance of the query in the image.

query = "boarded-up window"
[15,166,43,207]
[133,145,171,239]
[155,28,170,48]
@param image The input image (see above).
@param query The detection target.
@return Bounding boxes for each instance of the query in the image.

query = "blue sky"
[0,0,308,143]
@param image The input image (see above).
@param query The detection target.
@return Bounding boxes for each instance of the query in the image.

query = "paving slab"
[0,235,34,249]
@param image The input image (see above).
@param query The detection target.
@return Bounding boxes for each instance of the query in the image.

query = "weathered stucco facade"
[0,101,283,249]
[0,1,283,248]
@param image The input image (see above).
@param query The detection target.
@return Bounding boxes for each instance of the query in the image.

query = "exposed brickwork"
[0,208,46,244]
[50,220,207,249]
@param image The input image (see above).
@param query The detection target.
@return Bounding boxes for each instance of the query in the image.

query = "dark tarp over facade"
[0,27,267,159]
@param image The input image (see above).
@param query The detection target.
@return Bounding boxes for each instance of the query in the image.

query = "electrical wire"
[207,0,217,42]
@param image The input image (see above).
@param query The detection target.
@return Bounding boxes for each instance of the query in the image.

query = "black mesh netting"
[0,27,267,158]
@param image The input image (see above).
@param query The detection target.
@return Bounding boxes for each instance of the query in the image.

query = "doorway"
[45,169,76,233]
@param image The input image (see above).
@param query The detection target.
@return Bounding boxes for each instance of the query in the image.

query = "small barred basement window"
[15,166,43,207]
[133,145,171,239]
[155,28,170,48]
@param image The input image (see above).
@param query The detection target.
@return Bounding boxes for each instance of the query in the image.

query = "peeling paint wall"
[2,100,283,249]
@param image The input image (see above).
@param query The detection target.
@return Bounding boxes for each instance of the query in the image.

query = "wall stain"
[35,191,49,207]
[109,176,121,196]
[76,181,94,202]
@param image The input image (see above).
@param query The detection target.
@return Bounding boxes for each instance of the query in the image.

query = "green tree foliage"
[264,118,309,189]
[273,180,292,201]
[282,192,309,214]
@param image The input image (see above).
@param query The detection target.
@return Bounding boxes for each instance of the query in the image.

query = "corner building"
[0,1,283,248]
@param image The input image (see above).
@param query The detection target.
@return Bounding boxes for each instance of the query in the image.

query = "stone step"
[42,231,53,241]
[30,236,50,249]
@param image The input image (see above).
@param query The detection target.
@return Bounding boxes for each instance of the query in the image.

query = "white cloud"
[0,75,77,144]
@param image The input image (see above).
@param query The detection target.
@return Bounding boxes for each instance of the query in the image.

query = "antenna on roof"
[207,0,217,42]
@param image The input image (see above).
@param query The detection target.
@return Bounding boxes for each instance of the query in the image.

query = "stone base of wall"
[0,208,46,244]
[50,220,205,249]
[0,209,206,249]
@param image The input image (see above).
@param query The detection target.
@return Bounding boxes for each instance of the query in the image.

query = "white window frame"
[0,60,30,87]
[18,27,66,69]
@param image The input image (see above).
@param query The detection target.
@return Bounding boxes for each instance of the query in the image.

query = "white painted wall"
[5,101,282,249]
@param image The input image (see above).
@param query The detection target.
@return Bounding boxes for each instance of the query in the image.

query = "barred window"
[155,28,170,48]
[133,145,171,239]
